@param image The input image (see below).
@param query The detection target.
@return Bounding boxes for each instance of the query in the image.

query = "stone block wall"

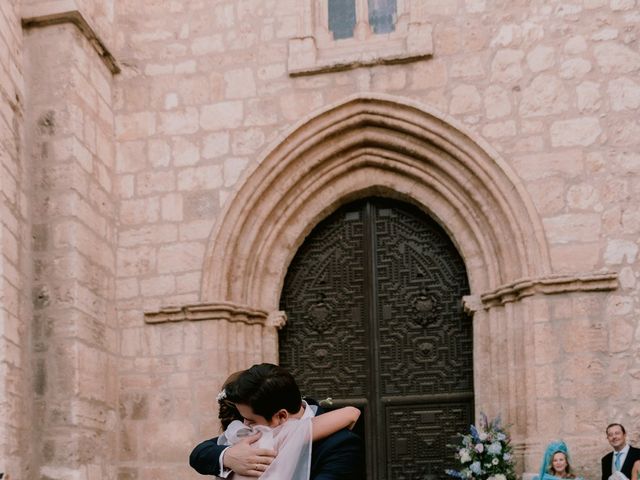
[23,18,118,480]
[111,1,640,477]
[0,0,30,478]
[0,0,631,479]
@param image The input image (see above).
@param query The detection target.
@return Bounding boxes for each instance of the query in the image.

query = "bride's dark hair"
[218,371,244,431]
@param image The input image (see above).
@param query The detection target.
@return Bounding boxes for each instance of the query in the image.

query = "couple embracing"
[189,363,365,479]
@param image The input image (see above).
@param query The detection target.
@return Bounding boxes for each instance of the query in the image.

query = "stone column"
[0,1,30,479]
[23,11,118,480]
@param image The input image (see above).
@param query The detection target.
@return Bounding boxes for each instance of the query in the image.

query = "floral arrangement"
[445,413,517,480]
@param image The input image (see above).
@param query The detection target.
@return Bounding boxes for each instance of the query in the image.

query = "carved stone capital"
[462,294,483,315]
[266,311,288,329]
[144,301,286,329]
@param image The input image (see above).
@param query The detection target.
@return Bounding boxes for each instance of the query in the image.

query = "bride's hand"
[224,432,276,477]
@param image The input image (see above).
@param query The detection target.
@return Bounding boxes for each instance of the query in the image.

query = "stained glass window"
[287,0,432,75]
[368,0,397,34]
[328,0,357,39]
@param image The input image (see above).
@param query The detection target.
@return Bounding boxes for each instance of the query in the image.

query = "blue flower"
[470,461,482,475]
[488,441,502,455]
[445,469,466,479]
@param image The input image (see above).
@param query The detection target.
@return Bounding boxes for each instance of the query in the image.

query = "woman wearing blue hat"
[535,440,582,480]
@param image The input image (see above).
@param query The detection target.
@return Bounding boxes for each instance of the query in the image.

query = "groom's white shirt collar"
[616,444,630,455]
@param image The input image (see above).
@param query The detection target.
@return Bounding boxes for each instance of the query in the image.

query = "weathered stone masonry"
[1,1,640,479]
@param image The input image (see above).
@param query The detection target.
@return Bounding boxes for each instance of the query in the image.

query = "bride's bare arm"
[632,460,640,480]
[311,406,361,441]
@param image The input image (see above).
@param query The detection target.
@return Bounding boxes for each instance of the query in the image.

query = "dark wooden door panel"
[279,204,370,401]
[279,198,473,480]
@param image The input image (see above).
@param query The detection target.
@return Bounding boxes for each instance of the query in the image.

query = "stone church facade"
[1,0,639,479]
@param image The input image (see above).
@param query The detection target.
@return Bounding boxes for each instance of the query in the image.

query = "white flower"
[495,474,507,480]
[479,431,489,441]
[459,449,472,463]
[492,458,499,465]
[216,389,227,402]
[475,443,484,453]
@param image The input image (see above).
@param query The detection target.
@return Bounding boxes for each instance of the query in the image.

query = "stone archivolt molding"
[21,0,120,74]
[463,272,619,312]
[144,301,287,329]
[201,93,553,313]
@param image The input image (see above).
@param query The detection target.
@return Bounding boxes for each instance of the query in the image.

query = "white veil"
[220,419,313,480]
[262,418,312,479]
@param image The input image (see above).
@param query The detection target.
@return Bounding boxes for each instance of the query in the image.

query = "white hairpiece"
[216,389,227,402]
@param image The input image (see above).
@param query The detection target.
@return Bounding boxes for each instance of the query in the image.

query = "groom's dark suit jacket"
[189,399,365,480]
[601,446,640,480]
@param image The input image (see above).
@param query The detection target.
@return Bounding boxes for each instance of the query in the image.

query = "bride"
[214,368,361,480]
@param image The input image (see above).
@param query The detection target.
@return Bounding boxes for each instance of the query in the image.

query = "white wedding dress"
[218,419,313,480]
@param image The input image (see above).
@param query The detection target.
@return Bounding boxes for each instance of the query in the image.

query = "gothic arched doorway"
[279,197,474,480]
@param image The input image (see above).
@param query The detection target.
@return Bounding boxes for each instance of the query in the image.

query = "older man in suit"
[189,363,364,480]
[602,423,640,480]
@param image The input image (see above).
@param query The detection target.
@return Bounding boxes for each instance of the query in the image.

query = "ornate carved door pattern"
[279,198,473,479]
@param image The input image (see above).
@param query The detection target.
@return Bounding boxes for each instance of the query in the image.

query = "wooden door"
[279,198,474,480]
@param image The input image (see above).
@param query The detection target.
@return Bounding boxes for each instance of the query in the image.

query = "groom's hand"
[224,432,276,477]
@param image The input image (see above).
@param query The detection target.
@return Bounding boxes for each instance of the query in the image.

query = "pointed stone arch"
[201,93,552,310]
[182,94,617,469]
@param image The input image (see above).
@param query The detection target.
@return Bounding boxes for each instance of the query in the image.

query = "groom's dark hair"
[226,363,302,420]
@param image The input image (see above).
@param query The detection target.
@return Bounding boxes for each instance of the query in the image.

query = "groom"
[189,363,365,479]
